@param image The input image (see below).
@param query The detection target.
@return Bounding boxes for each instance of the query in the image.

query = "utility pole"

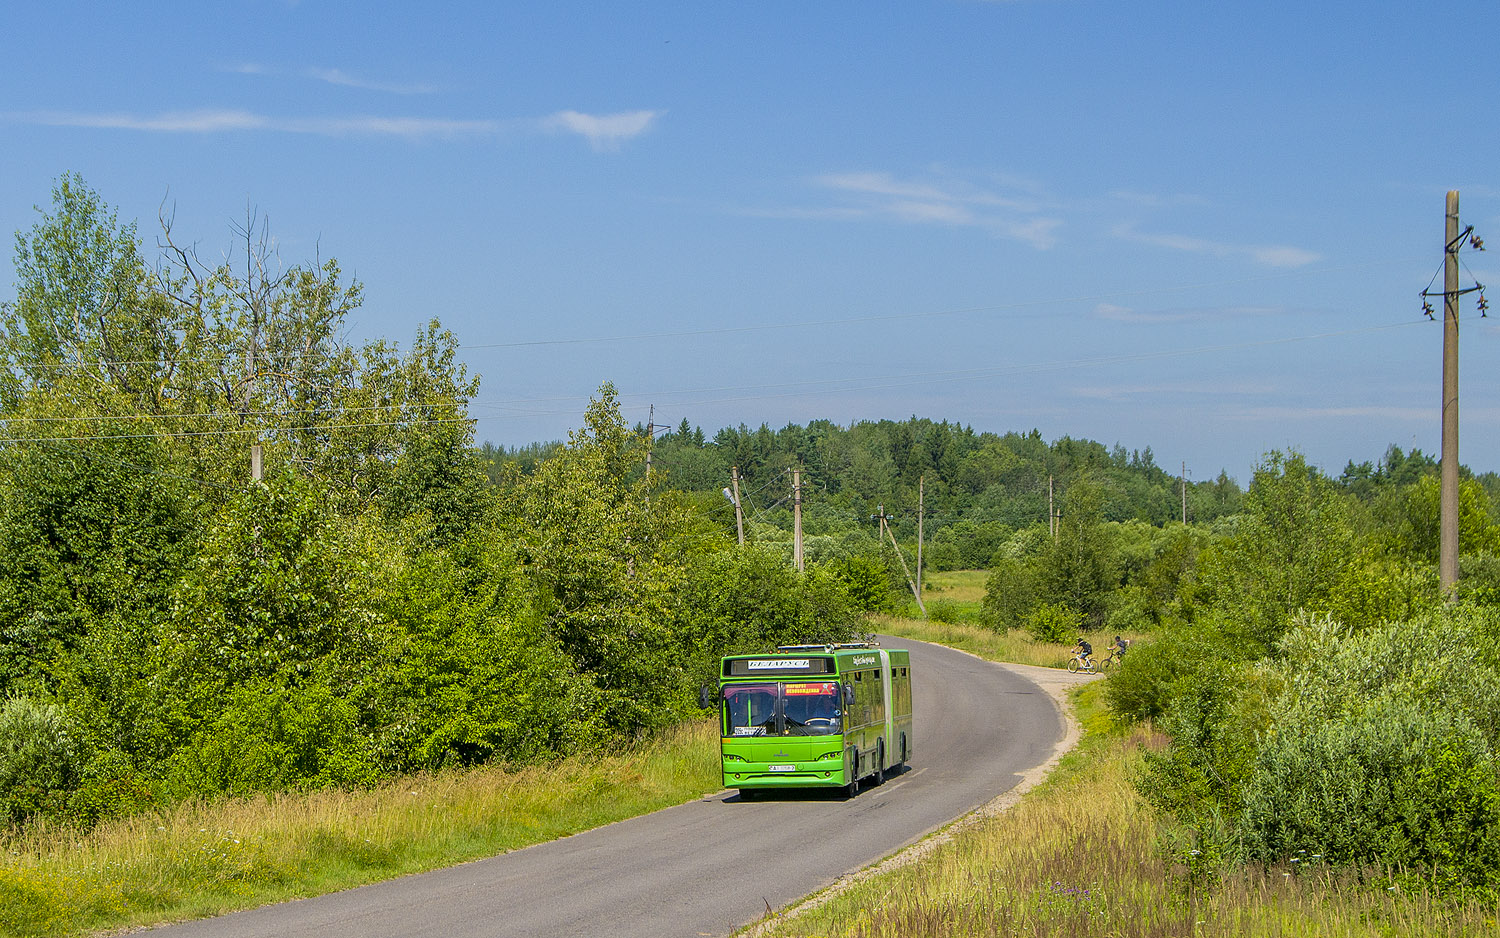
[731,466,745,546]
[1048,475,1056,539]
[916,475,925,601]
[792,468,804,573]
[1440,190,1461,598]
[875,506,924,615]
[251,443,263,483]
[1181,461,1187,524]
[645,404,654,485]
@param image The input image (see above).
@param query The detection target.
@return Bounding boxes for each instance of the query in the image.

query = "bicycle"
[1066,651,1098,674]
[1098,648,1124,671]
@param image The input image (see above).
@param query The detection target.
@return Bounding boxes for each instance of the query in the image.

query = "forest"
[6,176,1500,907]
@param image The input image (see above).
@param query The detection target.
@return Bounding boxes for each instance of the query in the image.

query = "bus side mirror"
[698,685,718,709]
[844,683,855,702]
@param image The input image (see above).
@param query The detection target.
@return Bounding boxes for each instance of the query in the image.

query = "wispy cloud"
[780,169,1062,249]
[229,62,439,95]
[1113,222,1320,268]
[1095,302,1284,324]
[6,107,662,149]
[544,109,661,151]
[1073,379,1280,401]
[10,108,501,138]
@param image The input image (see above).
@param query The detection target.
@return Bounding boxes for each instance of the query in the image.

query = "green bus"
[718,642,912,798]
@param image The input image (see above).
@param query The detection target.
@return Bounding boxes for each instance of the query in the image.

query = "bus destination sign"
[725,656,834,677]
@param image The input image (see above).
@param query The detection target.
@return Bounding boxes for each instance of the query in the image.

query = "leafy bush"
[0,696,81,823]
[825,554,893,613]
[926,599,963,624]
[159,680,378,798]
[1025,602,1080,644]
[1238,699,1500,891]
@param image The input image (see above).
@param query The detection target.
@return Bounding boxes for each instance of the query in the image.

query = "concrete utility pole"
[1441,190,1461,598]
[792,468,804,573]
[1181,461,1187,525]
[645,404,654,485]
[731,466,745,546]
[251,443,263,483]
[1048,475,1056,539]
[877,508,924,616]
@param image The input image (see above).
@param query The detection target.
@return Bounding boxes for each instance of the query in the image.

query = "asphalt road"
[147,636,1064,938]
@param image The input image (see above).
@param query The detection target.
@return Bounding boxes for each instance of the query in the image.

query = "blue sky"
[3,0,1499,482]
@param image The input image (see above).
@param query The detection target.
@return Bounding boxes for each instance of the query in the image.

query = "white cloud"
[544,109,661,151]
[1113,222,1320,268]
[228,62,439,95]
[7,108,658,148]
[10,108,500,138]
[20,109,272,133]
[304,68,439,95]
[799,169,1061,249]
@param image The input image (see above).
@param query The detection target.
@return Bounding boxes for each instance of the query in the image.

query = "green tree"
[1197,451,1355,651]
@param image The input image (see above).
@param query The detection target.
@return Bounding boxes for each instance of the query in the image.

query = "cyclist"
[1074,636,1094,669]
[1111,635,1129,659]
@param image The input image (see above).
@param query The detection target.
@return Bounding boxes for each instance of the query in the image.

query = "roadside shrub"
[926,599,962,624]
[825,554,893,613]
[159,680,377,798]
[1239,699,1500,892]
[1138,661,1277,830]
[1024,602,1079,644]
[66,748,158,825]
[1104,615,1246,723]
[983,556,1037,632]
[0,696,81,823]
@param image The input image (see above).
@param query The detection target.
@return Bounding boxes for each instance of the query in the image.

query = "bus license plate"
[768,764,795,772]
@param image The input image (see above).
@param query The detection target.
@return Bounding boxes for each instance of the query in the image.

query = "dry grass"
[749,689,1500,938]
[0,721,720,938]
[874,615,1077,669]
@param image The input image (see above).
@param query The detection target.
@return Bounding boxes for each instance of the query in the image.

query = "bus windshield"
[723,681,842,737]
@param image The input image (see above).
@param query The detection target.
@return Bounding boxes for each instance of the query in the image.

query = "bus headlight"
[724,753,748,763]
[816,751,840,763]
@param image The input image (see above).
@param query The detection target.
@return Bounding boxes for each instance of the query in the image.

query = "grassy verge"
[0,721,719,938]
[875,615,1077,669]
[748,660,1499,936]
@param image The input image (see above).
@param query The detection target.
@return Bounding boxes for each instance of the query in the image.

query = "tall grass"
[0,721,719,938]
[874,616,1078,669]
[750,687,1500,938]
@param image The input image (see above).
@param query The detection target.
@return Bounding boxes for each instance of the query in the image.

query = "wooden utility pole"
[916,475,925,600]
[731,466,745,546]
[1181,461,1187,524]
[1441,190,1461,597]
[792,468,804,573]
